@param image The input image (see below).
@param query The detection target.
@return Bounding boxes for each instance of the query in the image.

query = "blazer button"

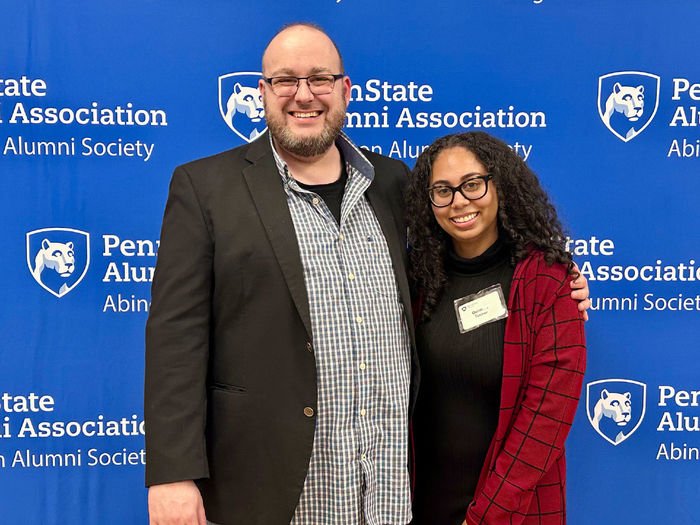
[304,407,314,417]
[306,342,313,352]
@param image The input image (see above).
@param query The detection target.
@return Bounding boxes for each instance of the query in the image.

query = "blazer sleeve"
[144,165,213,486]
[466,260,586,524]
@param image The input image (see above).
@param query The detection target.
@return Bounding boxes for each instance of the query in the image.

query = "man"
[145,23,590,525]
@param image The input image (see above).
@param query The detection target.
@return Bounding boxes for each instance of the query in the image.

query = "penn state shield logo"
[586,379,646,446]
[598,71,660,142]
[218,72,266,143]
[26,228,90,298]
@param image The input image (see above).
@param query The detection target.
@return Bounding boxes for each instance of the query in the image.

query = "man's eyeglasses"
[428,174,493,207]
[262,74,345,97]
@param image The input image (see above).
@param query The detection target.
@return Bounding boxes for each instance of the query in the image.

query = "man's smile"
[289,110,323,119]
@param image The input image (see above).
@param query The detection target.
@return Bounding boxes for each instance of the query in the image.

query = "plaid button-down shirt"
[270,134,412,525]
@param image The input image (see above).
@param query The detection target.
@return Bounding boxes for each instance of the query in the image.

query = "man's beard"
[264,98,346,158]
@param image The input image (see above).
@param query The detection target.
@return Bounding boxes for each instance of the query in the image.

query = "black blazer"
[144,133,419,525]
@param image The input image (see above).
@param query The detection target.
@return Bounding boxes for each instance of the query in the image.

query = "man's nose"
[294,79,314,103]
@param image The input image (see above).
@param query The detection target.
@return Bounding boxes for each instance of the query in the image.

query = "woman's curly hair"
[406,131,574,322]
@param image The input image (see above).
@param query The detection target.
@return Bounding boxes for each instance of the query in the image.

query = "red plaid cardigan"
[463,251,587,524]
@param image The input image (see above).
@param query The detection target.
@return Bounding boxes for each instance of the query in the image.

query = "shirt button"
[356,316,363,324]
[339,234,345,240]
[312,197,319,205]
[306,342,313,352]
[361,453,366,461]
[360,408,366,416]
[304,407,314,417]
[359,362,366,371]
[348,272,355,280]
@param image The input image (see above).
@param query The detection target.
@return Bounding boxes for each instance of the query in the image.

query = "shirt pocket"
[363,233,399,299]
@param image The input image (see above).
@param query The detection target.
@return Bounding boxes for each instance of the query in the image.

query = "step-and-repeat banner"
[2,2,699,523]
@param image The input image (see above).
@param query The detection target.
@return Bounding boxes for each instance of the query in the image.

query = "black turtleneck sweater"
[411,237,515,525]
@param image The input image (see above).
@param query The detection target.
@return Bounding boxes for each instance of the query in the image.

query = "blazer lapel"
[242,135,312,339]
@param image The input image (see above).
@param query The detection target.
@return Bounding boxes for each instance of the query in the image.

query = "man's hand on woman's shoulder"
[570,262,591,321]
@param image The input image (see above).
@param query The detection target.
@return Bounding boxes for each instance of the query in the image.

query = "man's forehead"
[262,26,342,74]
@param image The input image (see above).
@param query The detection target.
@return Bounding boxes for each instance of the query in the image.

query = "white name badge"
[454,284,508,334]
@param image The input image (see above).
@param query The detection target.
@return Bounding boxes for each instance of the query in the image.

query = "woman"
[406,132,586,525]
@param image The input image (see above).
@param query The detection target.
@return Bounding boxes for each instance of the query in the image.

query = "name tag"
[454,284,508,334]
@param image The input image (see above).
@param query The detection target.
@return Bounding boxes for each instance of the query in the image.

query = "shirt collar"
[269,131,375,186]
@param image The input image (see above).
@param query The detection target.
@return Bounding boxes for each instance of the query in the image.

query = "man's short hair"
[262,22,345,74]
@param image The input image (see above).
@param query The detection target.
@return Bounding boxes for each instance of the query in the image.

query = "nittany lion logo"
[26,228,90,298]
[598,71,660,142]
[218,72,267,143]
[586,379,646,446]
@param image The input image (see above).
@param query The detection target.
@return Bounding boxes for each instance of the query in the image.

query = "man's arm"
[570,262,591,321]
[145,165,214,521]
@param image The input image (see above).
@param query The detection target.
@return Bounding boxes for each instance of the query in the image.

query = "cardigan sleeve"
[466,257,586,524]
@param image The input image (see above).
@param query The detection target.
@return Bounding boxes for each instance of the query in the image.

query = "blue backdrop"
[2,1,699,523]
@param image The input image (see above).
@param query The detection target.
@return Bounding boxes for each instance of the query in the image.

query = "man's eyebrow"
[266,66,336,77]
[266,68,296,77]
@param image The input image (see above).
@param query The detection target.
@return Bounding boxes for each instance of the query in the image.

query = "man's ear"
[342,76,352,108]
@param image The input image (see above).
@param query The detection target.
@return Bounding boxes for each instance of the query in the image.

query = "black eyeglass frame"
[262,74,346,96]
[428,174,494,207]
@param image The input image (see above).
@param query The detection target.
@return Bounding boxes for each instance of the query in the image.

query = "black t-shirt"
[295,162,348,224]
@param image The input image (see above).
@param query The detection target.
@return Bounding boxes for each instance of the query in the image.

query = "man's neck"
[274,138,343,185]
